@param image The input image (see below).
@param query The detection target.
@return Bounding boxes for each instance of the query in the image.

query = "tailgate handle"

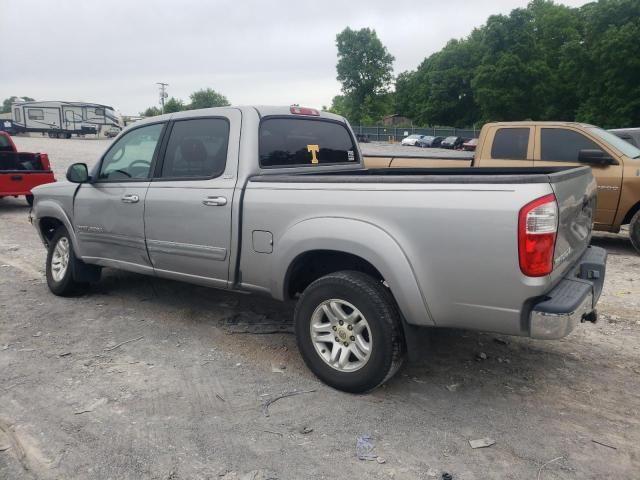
[10,175,23,181]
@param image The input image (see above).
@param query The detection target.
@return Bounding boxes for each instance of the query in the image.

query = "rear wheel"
[294,271,405,393]
[630,211,640,254]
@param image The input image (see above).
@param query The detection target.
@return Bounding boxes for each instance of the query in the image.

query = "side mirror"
[66,163,90,183]
[578,149,617,166]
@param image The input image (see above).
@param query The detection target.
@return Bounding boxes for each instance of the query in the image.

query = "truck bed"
[250,166,589,184]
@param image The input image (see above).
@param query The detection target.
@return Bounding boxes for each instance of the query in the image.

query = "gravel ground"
[1,136,639,480]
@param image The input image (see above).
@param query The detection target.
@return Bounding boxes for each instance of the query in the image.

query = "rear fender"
[272,217,434,327]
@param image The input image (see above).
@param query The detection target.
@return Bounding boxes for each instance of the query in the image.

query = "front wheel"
[46,227,91,296]
[630,211,640,254]
[294,271,405,393]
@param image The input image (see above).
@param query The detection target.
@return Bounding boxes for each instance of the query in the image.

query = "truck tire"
[294,270,405,393]
[45,227,96,296]
[630,211,640,254]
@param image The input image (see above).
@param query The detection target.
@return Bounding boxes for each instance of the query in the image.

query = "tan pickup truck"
[364,121,640,252]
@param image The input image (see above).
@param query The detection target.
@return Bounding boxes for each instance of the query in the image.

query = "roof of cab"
[129,106,346,130]
[484,121,596,128]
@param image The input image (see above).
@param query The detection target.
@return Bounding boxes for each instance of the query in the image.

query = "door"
[73,122,165,270]
[477,126,534,167]
[144,114,239,288]
[534,127,623,228]
[63,107,82,132]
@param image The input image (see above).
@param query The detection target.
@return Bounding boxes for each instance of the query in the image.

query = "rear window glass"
[0,153,44,171]
[160,118,229,178]
[259,118,358,168]
[491,128,529,160]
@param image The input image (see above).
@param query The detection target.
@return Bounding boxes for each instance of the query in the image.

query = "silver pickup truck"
[31,106,607,392]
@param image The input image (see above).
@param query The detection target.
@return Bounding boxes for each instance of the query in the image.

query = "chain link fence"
[353,125,480,142]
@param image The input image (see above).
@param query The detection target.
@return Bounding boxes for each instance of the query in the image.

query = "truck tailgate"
[549,167,597,281]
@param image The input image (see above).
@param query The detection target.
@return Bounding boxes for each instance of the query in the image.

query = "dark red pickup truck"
[0,132,56,205]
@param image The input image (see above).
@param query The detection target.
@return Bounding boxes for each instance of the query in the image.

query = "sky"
[2,0,591,116]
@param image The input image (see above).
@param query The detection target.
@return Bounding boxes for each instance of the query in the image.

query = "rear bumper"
[529,246,607,339]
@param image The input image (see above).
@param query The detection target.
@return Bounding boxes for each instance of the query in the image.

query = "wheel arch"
[34,201,80,254]
[273,217,434,327]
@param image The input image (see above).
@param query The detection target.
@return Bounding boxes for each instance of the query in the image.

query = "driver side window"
[98,123,164,181]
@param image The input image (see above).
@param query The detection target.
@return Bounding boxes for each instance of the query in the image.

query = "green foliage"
[188,88,230,109]
[393,0,640,128]
[141,87,230,117]
[334,27,395,124]
[141,106,161,117]
[2,96,35,113]
[163,97,184,113]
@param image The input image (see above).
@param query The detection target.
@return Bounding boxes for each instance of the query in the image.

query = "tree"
[335,27,395,124]
[188,88,230,109]
[141,106,161,117]
[2,96,35,113]
[162,97,184,113]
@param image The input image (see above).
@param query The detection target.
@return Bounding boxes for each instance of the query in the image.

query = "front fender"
[34,200,81,256]
[272,217,435,327]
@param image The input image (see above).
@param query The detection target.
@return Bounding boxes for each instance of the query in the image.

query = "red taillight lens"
[518,194,558,277]
[290,106,320,116]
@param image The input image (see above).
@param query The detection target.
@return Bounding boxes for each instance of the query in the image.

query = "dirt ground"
[1,136,639,480]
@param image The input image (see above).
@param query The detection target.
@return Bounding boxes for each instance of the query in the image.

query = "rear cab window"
[491,128,530,160]
[259,118,358,168]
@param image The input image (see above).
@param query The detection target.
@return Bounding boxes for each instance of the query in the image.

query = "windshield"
[444,136,457,142]
[588,127,640,159]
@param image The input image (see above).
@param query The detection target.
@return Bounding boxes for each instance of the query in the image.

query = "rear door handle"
[202,196,227,206]
[121,194,139,203]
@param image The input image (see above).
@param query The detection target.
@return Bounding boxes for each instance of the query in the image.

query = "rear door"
[477,126,533,167]
[534,127,623,228]
[143,112,240,288]
[73,122,165,269]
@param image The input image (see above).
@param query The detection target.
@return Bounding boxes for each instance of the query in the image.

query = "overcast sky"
[2,0,590,115]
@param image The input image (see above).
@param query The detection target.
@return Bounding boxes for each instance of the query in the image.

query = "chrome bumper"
[530,292,593,339]
[529,246,607,340]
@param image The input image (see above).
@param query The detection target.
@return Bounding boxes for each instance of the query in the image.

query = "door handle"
[121,194,139,203]
[202,196,227,206]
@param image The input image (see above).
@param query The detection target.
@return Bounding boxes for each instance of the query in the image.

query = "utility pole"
[156,82,168,114]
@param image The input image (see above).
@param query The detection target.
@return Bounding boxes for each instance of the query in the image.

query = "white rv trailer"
[11,101,122,138]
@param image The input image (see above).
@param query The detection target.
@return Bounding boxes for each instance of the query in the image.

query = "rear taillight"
[518,194,558,277]
[290,106,320,116]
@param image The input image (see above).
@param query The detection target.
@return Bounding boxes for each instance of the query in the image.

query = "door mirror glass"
[66,162,89,183]
[577,149,616,166]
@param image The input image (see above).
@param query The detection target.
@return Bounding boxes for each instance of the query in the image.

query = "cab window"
[159,118,229,179]
[541,128,603,162]
[259,118,358,168]
[491,128,529,160]
[98,123,164,181]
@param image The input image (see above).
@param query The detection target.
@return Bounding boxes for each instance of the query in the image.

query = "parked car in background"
[416,136,443,148]
[356,133,371,143]
[440,136,464,149]
[30,106,606,392]
[462,138,478,151]
[400,134,424,146]
[104,126,121,138]
[609,128,640,148]
[0,132,55,205]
